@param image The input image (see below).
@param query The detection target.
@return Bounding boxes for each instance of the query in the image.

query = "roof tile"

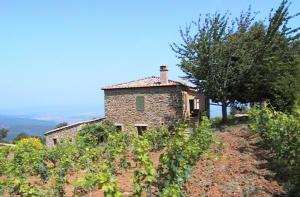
[102,76,186,90]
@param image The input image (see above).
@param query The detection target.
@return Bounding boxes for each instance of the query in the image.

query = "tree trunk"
[205,97,210,119]
[221,101,228,123]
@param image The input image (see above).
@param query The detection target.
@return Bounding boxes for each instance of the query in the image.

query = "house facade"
[44,65,207,147]
[102,65,207,132]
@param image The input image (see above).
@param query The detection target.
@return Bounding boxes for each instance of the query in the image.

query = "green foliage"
[47,140,77,171]
[132,132,156,196]
[143,127,170,151]
[46,140,78,196]
[77,123,112,146]
[75,163,123,197]
[0,146,10,176]
[97,164,122,197]
[172,0,299,119]
[158,117,213,196]
[74,172,99,195]
[1,119,214,197]
[103,129,130,171]
[8,177,43,197]
[235,1,300,112]
[0,139,48,196]
[12,138,46,176]
[249,107,300,195]
[161,183,182,197]
[172,11,238,121]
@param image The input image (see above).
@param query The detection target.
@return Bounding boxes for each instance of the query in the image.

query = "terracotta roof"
[102,76,188,90]
[44,117,105,135]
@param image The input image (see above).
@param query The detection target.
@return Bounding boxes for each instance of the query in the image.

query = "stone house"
[44,65,207,147]
[102,65,207,133]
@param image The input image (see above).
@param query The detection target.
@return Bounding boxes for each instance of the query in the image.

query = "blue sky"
[0,0,299,122]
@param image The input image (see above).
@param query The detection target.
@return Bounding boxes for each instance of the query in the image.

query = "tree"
[171,11,254,122]
[235,0,300,112]
[172,0,299,121]
[55,122,68,129]
[0,128,8,142]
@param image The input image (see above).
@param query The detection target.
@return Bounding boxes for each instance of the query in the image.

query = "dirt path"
[186,125,286,197]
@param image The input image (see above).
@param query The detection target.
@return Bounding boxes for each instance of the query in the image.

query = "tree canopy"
[172,0,299,121]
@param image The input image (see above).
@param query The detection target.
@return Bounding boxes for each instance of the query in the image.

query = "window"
[115,124,123,132]
[189,99,200,117]
[53,138,58,145]
[116,125,122,132]
[136,96,145,112]
[136,126,147,135]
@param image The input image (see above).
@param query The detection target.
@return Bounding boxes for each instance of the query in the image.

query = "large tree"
[235,0,300,112]
[172,0,299,122]
[171,11,254,122]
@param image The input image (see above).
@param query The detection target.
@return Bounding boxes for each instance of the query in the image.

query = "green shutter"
[136,96,145,111]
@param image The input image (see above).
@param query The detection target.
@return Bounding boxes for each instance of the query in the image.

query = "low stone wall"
[44,118,104,148]
[0,143,16,147]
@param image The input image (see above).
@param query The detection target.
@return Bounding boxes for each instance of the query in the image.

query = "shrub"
[132,133,156,196]
[0,146,10,176]
[157,117,213,195]
[143,127,170,151]
[12,138,46,176]
[249,107,300,195]
[77,123,110,146]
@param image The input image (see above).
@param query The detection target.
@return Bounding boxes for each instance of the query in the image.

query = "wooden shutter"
[136,96,145,112]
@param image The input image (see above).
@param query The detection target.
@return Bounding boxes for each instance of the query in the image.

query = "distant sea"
[0,115,56,141]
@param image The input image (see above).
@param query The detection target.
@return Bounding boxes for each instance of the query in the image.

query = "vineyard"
[0,117,213,197]
[1,108,299,197]
[249,107,300,196]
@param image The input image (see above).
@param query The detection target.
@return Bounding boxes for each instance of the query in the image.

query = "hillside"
[0,115,56,141]
[58,125,286,197]
[1,113,297,197]
[186,126,286,196]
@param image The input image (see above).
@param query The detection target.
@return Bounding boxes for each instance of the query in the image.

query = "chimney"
[160,64,168,84]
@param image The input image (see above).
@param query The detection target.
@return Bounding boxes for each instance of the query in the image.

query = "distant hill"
[0,115,56,141]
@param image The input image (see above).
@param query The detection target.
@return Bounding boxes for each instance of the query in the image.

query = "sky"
[0,0,299,122]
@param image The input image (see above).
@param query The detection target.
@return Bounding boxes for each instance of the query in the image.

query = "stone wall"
[104,86,187,130]
[45,125,80,147]
[45,118,104,147]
